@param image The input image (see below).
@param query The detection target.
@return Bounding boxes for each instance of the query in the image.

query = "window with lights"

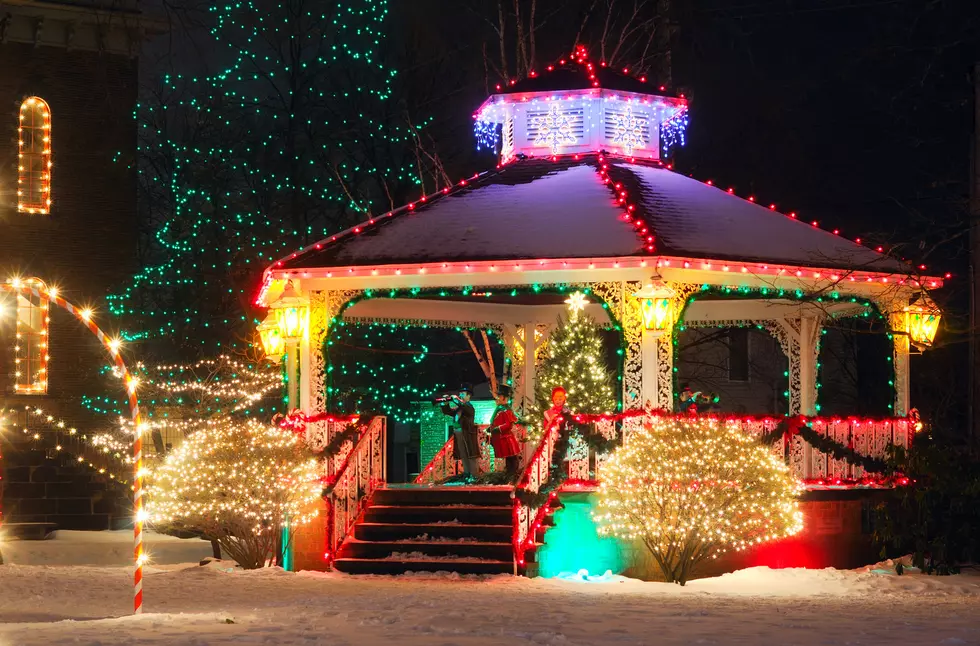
[14,279,50,394]
[17,97,53,214]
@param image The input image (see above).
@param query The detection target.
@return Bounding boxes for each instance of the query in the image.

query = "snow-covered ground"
[1,531,979,645]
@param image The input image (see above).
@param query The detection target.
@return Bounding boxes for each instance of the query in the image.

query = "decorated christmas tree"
[594,416,803,585]
[533,292,617,426]
[110,0,443,355]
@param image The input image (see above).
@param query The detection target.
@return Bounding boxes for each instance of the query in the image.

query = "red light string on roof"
[495,44,677,95]
[594,154,656,253]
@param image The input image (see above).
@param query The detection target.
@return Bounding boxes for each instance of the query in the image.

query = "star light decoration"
[564,291,589,317]
[612,106,647,156]
[533,103,578,155]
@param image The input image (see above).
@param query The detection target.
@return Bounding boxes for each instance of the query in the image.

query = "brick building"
[0,0,162,530]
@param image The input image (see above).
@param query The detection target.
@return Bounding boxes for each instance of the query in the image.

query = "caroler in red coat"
[488,385,523,476]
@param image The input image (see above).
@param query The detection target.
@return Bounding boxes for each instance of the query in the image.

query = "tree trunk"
[970,62,980,444]
[655,0,673,88]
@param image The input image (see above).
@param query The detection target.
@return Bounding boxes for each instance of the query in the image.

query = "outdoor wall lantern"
[257,313,284,362]
[273,281,309,343]
[904,294,941,350]
[633,275,676,336]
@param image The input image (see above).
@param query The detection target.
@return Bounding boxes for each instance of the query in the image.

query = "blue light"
[474,120,500,152]
[660,112,689,157]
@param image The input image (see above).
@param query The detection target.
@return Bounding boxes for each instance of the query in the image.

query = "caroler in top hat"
[440,384,481,477]
[487,383,524,477]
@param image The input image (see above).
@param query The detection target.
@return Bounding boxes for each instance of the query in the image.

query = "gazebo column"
[300,289,361,457]
[887,307,911,416]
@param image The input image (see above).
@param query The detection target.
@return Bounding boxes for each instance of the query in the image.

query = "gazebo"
[257,48,942,576]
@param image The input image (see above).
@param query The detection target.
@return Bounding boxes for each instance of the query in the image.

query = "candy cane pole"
[1,279,145,614]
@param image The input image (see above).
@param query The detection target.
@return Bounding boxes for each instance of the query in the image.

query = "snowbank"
[0,532,978,645]
[0,529,213,566]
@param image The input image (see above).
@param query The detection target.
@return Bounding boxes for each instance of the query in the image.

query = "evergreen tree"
[111,0,444,356]
[533,293,617,425]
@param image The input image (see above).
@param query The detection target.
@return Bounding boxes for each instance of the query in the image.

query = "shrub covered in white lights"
[594,416,803,585]
[147,418,321,569]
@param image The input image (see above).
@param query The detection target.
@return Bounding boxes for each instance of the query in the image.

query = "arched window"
[17,97,52,214]
[14,278,50,394]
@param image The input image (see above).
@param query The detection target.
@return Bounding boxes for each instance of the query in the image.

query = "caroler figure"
[543,386,569,428]
[487,384,523,477]
[440,384,481,478]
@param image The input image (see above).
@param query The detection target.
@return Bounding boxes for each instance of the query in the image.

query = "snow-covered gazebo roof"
[271,156,906,276]
[259,46,941,304]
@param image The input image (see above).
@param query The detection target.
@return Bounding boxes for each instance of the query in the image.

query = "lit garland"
[83,356,283,420]
[146,418,321,570]
[594,415,803,585]
[0,406,130,483]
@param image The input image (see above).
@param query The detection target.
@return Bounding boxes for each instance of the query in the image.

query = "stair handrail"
[324,416,386,563]
[512,413,564,569]
[414,435,460,484]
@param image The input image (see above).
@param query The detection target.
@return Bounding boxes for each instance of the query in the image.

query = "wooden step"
[333,557,514,576]
[340,539,513,561]
[354,522,513,543]
[374,486,513,507]
[364,505,513,525]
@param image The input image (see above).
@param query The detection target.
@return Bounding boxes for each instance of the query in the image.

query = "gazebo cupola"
[473,46,689,162]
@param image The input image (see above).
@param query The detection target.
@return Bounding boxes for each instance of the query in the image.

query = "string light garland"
[594,415,803,585]
[146,418,321,570]
[1,406,132,483]
[17,96,53,214]
[11,277,50,394]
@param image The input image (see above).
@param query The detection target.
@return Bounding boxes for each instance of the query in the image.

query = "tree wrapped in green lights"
[532,293,617,431]
[111,0,446,355]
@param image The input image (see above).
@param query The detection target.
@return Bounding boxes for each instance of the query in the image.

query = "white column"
[641,328,660,409]
[286,340,300,411]
[299,327,311,414]
[798,316,820,416]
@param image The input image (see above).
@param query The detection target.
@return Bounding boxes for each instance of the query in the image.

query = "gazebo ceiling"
[275,156,908,275]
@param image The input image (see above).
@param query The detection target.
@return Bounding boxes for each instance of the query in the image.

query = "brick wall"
[291,499,329,572]
[0,42,138,529]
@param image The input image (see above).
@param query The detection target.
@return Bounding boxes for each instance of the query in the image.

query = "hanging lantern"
[633,276,676,335]
[273,281,308,343]
[257,313,284,361]
[904,294,941,350]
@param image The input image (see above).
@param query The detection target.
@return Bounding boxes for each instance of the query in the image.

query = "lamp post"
[271,281,308,411]
[633,276,677,410]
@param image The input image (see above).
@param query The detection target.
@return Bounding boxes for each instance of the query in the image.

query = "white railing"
[512,415,563,569]
[325,416,386,561]
[414,426,504,484]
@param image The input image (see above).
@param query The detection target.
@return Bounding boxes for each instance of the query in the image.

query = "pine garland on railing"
[318,415,376,497]
[757,416,890,474]
[514,417,622,507]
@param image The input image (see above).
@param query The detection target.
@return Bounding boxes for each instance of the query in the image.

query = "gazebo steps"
[354,522,513,543]
[333,557,514,576]
[363,504,513,525]
[337,485,533,575]
[341,539,514,561]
